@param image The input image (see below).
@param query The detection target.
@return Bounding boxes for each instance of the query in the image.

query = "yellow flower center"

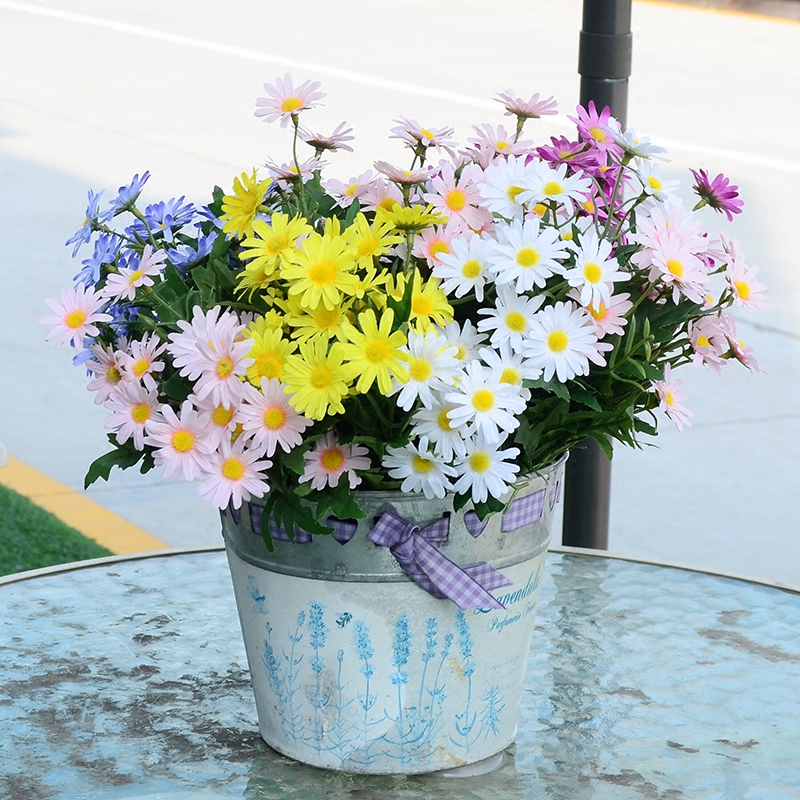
[280,96,303,113]
[469,452,491,473]
[696,334,711,347]
[590,302,607,321]
[345,184,358,197]
[532,203,548,217]
[471,389,495,413]
[496,140,510,151]
[222,457,245,481]
[216,356,235,379]
[266,233,289,257]
[438,408,454,431]
[212,405,235,427]
[420,128,435,140]
[412,455,434,474]
[356,236,379,258]
[409,358,432,382]
[507,185,525,203]
[542,181,564,197]
[132,358,150,378]
[583,262,602,284]
[505,311,527,333]
[128,269,145,285]
[664,390,675,407]
[106,365,122,383]
[647,176,662,191]
[310,364,333,390]
[547,330,569,353]
[171,430,195,453]
[263,407,287,430]
[666,259,684,278]
[461,260,482,280]
[131,402,151,424]
[411,295,435,317]
[734,280,751,300]
[428,241,450,260]
[589,126,606,143]
[320,448,344,471]
[446,189,466,212]
[255,352,283,380]
[378,196,398,211]
[364,339,390,364]
[516,247,540,268]
[65,310,87,330]
[500,367,520,385]
[582,199,595,213]
[308,260,336,287]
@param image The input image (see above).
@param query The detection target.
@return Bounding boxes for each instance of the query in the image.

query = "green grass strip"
[0,483,113,577]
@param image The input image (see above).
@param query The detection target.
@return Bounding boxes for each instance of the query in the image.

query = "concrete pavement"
[1,0,799,586]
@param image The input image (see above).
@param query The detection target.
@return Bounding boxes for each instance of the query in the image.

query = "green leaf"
[452,492,470,514]
[259,493,277,552]
[84,436,149,489]
[525,377,570,403]
[161,372,193,402]
[342,198,361,229]
[633,417,658,436]
[472,495,505,520]
[386,268,415,325]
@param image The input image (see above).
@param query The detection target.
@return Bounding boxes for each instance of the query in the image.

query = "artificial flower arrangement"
[42,74,768,545]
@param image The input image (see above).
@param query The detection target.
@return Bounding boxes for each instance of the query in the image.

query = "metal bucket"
[221,456,565,774]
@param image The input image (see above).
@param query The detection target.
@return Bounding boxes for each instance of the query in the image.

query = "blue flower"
[391,614,410,675]
[109,171,150,216]
[353,621,374,678]
[73,234,121,286]
[168,231,218,271]
[129,196,196,243]
[422,618,437,663]
[65,190,112,256]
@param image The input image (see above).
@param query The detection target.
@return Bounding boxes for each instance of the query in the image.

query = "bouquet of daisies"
[42,74,768,541]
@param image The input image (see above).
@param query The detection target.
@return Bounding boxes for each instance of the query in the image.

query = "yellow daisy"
[388,270,454,332]
[375,203,447,234]
[286,298,353,344]
[281,339,350,421]
[220,170,271,239]
[344,213,403,268]
[237,213,312,296]
[281,231,359,311]
[338,308,409,396]
[243,324,296,385]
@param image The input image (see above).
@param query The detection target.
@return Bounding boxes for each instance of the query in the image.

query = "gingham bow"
[367,510,513,609]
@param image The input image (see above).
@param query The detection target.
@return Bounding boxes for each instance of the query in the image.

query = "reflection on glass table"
[2,548,799,799]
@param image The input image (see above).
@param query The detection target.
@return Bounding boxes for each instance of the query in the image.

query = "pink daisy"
[373,160,430,186]
[412,225,455,268]
[145,400,216,481]
[323,170,374,208]
[299,431,371,491]
[102,245,168,302]
[41,283,112,350]
[688,315,728,375]
[462,123,535,168]
[423,163,491,233]
[495,89,558,120]
[118,333,166,391]
[389,115,458,158]
[86,342,125,404]
[569,290,632,338]
[239,378,313,458]
[690,168,744,221]
[298,121,354,153]
[196,435,271,510]
[726,259,770,311]
[103,382,160,450]
[358,178,404,214]
[568,101,622,156]
[652,364,693,433]
[254,74,325,127]
[191,394,246,450]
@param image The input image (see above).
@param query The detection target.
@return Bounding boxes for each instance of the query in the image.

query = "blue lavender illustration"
[281,611,305,743]
[479,684,505,739]
[452,610,478,754]
[306,603,331,753]
[352,620,381,764]
[322,648,361,763]
[261,621,288,733]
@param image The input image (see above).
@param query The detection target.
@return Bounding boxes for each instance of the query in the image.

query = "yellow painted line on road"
[636,0,800,26]
[0,455,169,555]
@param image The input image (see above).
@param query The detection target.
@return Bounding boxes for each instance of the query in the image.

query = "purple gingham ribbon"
[464,510,489,538]
[501,490,545,532]
[368,510,513,609]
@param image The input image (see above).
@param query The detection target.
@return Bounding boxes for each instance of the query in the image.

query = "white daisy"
[518,161,592,209]
[563,228,629,311]
[393,330,460,411]
[444,360,525,443]
[478,343,542,401]
[477,284,544,350]
[435,319,488,365]
[411,395,469,460]
[525,301,607,383]
[382,437,457,499]
[489,217,569,292]
[452,432,520,504]
[477,155,537,219]
[432,232,495,302]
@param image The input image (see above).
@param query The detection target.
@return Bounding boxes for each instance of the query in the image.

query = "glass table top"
[1,548,799,799]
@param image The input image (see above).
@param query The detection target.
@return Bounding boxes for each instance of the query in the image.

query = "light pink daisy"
[104,382,160,450]
[298,121,354,153]
[423,162,490,233]
[373,160,430,186]
[495,89,558,120]
[299,431,371,491]
[389,115,458,158]
[323,170,374,208]
[254,74,325,127]
[264,156,326,189]
[412,225,454,267]
[569,290,632,338]
[239,378,313,457]
[647,233,708,305]
[41,283,112,350]
[462,123,535,168]
[358,178,404,214]
[688,315,728,375]
[196,435,271,510]
[102,245,168,302]
[721,316,764,373]
[652,364,693,432]
[86,342,125,404]
[191,394,246,450]
[145,400,216,481]
[118,333,166,391]
[726,259,770,311]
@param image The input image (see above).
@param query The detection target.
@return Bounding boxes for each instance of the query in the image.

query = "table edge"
[2,544,799,597]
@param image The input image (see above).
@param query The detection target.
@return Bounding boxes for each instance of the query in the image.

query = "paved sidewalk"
[1,0,798,585]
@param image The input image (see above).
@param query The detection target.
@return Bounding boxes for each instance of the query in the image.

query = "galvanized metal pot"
[221,456,565,775]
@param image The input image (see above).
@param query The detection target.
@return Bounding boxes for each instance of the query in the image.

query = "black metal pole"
[561,0,632,550]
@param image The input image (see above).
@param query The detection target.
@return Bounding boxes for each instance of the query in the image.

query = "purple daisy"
[690,168,744,221]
